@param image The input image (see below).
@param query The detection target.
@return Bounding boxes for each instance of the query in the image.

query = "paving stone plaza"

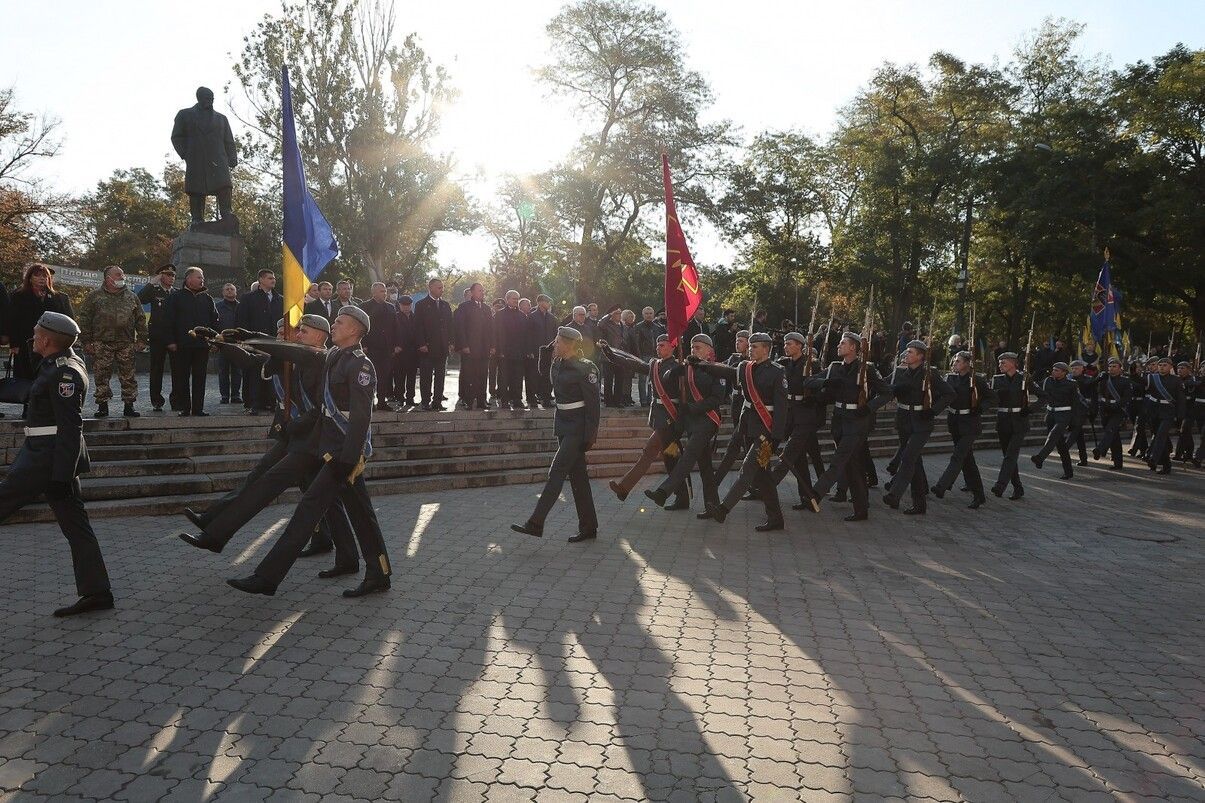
[0,451,1201,801]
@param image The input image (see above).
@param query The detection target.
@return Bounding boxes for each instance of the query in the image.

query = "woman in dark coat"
[7,263,74,380]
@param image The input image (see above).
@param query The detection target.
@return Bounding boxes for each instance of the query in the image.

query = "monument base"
[170,230,245,286]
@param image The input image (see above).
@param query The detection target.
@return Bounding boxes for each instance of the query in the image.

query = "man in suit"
[335,280,361,309]
[394,295,418,407]
[303,281,338,325]
[494,290,528,411]
[527,295,558,409]
[454,282,494,410]
[237,269,284,413]
[164,267,219,417]
[414,278,453,410]
[359,282,402,411]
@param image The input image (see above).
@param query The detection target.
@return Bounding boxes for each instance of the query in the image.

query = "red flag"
[663,153,702,346]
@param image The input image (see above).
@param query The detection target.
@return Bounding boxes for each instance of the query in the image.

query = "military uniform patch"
[59,382,75,397]
[357,370,372,386]
[587,372,598,384]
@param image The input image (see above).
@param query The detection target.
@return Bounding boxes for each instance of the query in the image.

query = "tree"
[80,168,187,272]
[232,0,473,287]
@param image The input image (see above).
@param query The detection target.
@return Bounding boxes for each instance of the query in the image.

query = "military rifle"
[968,302,979,409]
[921,298,937,410]
[804,287,820,377]
[1021,312,1036,412]
[858,286,875,407]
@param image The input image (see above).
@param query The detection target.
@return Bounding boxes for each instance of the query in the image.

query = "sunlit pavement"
[0,451,1201,801]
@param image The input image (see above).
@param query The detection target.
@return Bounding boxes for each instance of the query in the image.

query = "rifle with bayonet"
[858,287,875,407]
[804,287,820,377]
[1021,312,1036,412]
[968,302,979,409]
[921,298,937,410]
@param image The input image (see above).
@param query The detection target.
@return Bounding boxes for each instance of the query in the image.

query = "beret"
[558,325,582,341]
[691,333,713,347]
[36,311,79,338]
[736,330,750,339]
[1052,361,1069,372]
[1177,361,1190,369]
[1157,357,1172,365]
[998,352,1019,361]
[906,339,928,352]
[749,333,773,345]
[337,305,371,334]
[656,334,670,344]
[298,313,331,334]
[783,332,806,346]
[1107,357,1122,366]
[841,331,863,345]
[955,350,973,361]
[1069,359,1086,368]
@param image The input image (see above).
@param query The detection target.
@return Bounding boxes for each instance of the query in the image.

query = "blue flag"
[1090,260,1119,344]
[282,65,339,325]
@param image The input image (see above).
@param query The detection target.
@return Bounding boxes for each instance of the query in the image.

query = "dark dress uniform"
[804,356,891,520]
[714,350,750,487]
[526,308,559,406]
[1030,374,1080,478]
[650,360,726,512]
[1173,371,1197,461]
[1093,369,1132,468]
[514,350,601,540]
[414,293,453,408]
[989,370,1030,498]
[883,362,954,512]
[603,347,684,505]
[1144,370,1187,472]
[138,277,177,409]
[934,370,996,505]
[1191,375,1205,466]
[234,344,391,595]
[768,352,825,507]
[360,298,401,408]
[0,343,111,608]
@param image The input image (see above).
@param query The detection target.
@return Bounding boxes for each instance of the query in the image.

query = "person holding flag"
[662,154,703,348]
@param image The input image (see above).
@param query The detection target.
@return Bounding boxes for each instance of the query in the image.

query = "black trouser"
[814,413,871,516]
[1129,408,1150,454]
[462,354,489,407]
[1173,415,1194,459]
[770,419,819,502]
[172,347,209,415]
[1097,407,1126,467]
[367,348,394,406]
[395,351,417,403]
[420,351,446,405]
[148,339,177,409]
[656,422,719,509]
[1035,415,1073,475]
[1148,412,1176,469]
[993,413,1028,494]
[0,447,110,597]
[885,412,933,507]
[255,461,390,588]
[721,436,783,524]
[523,356,542,404]
[1070,418,1088,463]
[614,366,633,404]
[838,439,877,495]
[500,356,524,405]
[936,414,983,498]
[714,403,745,486]
[530,431,597,533]
[488,356,500,401]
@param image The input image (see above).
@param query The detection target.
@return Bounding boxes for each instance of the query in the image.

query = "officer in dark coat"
[0,312,112,616]
[526,295,559,408]
[394,295,419,407]
[227,306,391,597]
[512,327,601,542]
[990,352,1030,499]
[1029,362,1079,479]
[1093,356,1132,469]
[494,291,529,410]
[882,339,954,515]
[237,270,284,412]
[163,267,218,416]
[414,279,453,410]
[359,282,402,411]
[137,265,179,410]
[933,351,996,508]
[454,283,495,409]
[713,330,751,486]
[171,86,238,224]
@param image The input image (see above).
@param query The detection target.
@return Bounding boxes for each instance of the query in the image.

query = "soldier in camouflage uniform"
[77,266,148,418]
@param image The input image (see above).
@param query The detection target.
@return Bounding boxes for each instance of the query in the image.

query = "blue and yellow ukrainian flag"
[281,64,339,325]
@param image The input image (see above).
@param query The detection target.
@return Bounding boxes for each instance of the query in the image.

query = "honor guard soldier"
[1144,357,1187,474]
[1030,361,1079,479]
[645,333,726,516]
[767,332,824,513]
[0,312,113,616]
[1068,360,1093,465]
[990,352,1030,499]
[882,339,954,515]
[1172,362,1197,461]
[1128,357,1159,458]
[803,331,891,521]
[713,330,751,487]
[933,351,996,508]
[1190,366,1205,468]
[512,326,601,542]
[227,306,392,596]
[694,332,789,531]
[601,334,687,508]
[1093,357,1132,470]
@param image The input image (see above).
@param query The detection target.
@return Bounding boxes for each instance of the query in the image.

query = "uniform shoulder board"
[993,373,1005,379]
[55,356,69,366]
[352,347,366,358]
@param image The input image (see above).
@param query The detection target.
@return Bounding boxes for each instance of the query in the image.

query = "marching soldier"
[803,332,891,522]
[1092,356,1131,470]
[226,307,391,596]
[767,332,824,513]
[1029,361,1078,479]
[1172,362,1196,461]
[694,332,788,531]
[1193,365,1205,468]
[512,326,601,542]
[713,330,751,487]
[1068,360,1093,465]
[990,352,1029,499]
[644,333,726,517]
[0,312,113,616]
[1128,357,1158,458]
[600,335,687,508]
[882,340,954,515]
[1144,357,1187,474]
[933,351,995,508]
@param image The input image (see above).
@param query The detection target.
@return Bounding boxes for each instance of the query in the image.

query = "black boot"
[643,488,669,507]
[664,495,689,511]
[968,497,986,509]
[608,480,628,502]
[510,521,543,538]
[123,402,140,418]
[343,575,391,597]
[754,519,784,532]
[843,512,868,522]
[183,507,207,529]
[567,531,597,543]
[178,532,223,554]
[299,543,333,558]
[53,591,114,618]
[226,575,276,596]
[708,503,728,524]
[94,402,109,418]
[318,564,358,579]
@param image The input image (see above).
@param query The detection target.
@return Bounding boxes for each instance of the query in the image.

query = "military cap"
[337,305,371,334]
[398,295,413,305]
[156,264,177,275]
[840,331,863,345]
[1107,357,1122,366]
[298,313,331,334]
[955,350,973,362]
[749,332,773,345]
[998,351,1019,362]
[691,333,713,347]
[902,321,914,329]
[783,331,806,346]
[1158,357,1173,366]
[1069,359,1087,368]
[655,334,670,344]
[1177,361,1190,369]
[1051,361,1069,372]
[558,325,582,341]
[36,311,80,338]
[1145,357,1158,365]
[736,330,750,339]
[905,339,928,352]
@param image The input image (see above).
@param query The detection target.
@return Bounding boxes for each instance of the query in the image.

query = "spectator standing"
[77,266,147,418]
[7,263,74,381]
[214,282,242,404]
[712,309,738,359]
[414,277,452,410]
[596,305,624,407]
[488,298,505,406]
[335,279,361,308]
[360,282,402,411]
[494,290,528,410]
[683,306,707,344]
[633,306,663,407]
[394,295,418,407]
[454,282,494,410]
[164,267,218,417]
[237,269,283,413]
[527,295,558,408]
[618,309,639,405]
[137,264,178,411]
[304,281,338,325]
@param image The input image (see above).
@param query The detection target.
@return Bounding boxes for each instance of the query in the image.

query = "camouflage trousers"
[93,342,138,403]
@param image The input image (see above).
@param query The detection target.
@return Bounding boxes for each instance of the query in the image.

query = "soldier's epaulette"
[55,357,69,366]
[352,347,366,358]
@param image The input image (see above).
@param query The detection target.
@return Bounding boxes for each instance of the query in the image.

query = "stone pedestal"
[170,231,245,285]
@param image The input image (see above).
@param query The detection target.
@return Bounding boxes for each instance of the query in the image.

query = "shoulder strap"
[686,365,722,428]
[649,358,678,420]
[743,361,773,431]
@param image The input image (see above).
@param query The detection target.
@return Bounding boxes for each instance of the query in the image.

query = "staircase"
[0,407,1046,524]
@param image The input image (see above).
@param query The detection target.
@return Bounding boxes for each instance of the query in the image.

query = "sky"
[1,0,1201,272]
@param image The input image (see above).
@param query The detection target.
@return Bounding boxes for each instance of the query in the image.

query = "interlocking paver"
[0,450,1201,801]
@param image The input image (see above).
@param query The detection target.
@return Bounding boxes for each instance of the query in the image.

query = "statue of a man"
[171,87,238,227]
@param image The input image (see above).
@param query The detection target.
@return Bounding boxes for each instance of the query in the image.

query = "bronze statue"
[171,87,238,230]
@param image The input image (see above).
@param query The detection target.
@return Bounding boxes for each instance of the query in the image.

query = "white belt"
[1196,398,1205,403]
[651,397,662,404]
[24,426,57,436]
[743,401,773,411]
[325,408,351,418]
[949,408,974,415]
[787,394,805,401]
[834,402,860,410]
[998,407,1024,413]
[1051,406,1072,412]
[898,403,925,411]
[557,401,585,410]
[1144,396,1171,404]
